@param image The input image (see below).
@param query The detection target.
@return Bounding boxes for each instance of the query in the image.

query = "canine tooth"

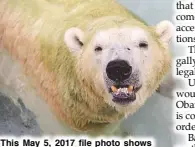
[128,85,133,92]
[111,86,118,92]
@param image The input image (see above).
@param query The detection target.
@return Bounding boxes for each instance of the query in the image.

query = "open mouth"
[109,84,142,105]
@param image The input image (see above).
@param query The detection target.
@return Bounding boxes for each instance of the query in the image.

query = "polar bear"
[0,0,174,135]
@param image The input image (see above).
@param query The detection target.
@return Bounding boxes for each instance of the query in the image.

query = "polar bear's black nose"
[106,60,132,82]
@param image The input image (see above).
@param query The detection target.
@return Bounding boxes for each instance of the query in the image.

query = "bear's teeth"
[118,88,128,93]
[128,85,133,92]
[112,87,130,94]
[111,86,118,92]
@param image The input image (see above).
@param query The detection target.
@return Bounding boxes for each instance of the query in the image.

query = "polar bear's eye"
[139,42,148,49]
[95,46,103,52]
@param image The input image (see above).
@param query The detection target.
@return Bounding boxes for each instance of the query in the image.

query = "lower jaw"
[112,97,136,105]
[111,91,136,105]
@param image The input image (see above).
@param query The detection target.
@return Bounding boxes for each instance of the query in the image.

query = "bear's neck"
[60,75,124,133]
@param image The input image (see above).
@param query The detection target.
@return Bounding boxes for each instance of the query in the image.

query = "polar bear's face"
[64,20,174,114]
[93,28,146,104]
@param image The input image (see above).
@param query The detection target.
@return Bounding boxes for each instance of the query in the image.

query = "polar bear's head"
[64,19,174,115]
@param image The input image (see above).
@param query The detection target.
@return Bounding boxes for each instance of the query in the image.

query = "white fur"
[156,20,174,45]
[155,20,175,97]
[93,27,149,71]
[85,27,152,115]
[64,27,84,53]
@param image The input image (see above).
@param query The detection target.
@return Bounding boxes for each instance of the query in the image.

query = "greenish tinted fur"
[7,0,161,115]
[3,0,169,135]
[7,0,148,71]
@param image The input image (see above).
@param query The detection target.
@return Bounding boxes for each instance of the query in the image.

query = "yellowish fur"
[0,0,171,135]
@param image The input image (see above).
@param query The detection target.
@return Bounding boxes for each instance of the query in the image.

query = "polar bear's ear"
[64,27,84,54]
[155,20,174,45]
